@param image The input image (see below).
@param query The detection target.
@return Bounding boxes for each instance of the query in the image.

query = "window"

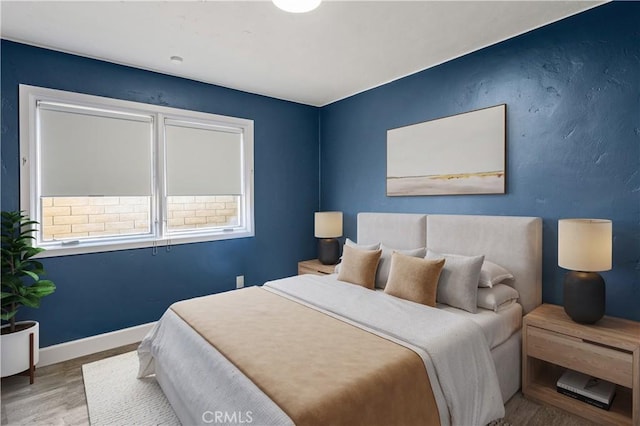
[19,85,254,256]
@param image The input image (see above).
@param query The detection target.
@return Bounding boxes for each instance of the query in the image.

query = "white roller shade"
[165,121,243,196]
[38,103,153,196]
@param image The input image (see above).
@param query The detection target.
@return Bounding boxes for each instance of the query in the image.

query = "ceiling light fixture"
[272,0,321,13]
[170,55,183,64]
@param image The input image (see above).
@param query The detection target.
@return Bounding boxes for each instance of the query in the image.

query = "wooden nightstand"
[523,304,640,426]
[297,259,337,276]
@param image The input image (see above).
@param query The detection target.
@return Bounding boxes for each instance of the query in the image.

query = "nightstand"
[523,304,640,426]
[297,259,337,276]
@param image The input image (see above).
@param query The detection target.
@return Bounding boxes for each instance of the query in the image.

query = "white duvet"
[139,274,504,426]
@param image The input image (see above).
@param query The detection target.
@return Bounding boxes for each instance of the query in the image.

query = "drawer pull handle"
[582,339,632,354]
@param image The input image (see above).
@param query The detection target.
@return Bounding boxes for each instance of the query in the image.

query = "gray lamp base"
[563,271,605,324]
[318,238,340,265]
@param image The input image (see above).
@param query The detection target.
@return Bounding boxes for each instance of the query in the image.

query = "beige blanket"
[171,286,440,426]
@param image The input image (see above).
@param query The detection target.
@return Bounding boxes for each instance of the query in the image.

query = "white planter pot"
[1,321,39,378]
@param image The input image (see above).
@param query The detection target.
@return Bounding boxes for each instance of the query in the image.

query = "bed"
[138,213,542,426]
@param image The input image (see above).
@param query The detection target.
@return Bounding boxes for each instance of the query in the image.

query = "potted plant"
[1,211,56,381]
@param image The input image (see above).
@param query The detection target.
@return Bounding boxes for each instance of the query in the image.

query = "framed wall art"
[387,104,506,196]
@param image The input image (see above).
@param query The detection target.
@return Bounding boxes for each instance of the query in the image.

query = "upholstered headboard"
[357,213,542,314]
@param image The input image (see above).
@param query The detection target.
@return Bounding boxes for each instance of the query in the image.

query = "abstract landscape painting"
[387,104,506,196]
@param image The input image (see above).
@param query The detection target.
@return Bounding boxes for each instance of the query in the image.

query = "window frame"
[19,84,254,257]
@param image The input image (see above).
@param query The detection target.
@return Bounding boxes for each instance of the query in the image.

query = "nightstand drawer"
[298,265,331,275]
[297,259,337,276]
[526,326,633,388]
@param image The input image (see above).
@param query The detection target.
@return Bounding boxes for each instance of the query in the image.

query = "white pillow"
[335,239,381,273]
[345,238,380,251]
[477,284,519,312]
[479,260,514,288]
[426,250,484,313]
[376,245,426,289]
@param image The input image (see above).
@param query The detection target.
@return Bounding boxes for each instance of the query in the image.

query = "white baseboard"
[38,322,156,367]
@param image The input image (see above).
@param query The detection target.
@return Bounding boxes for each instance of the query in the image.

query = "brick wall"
[166,196,238,230]
[41,196,238,241]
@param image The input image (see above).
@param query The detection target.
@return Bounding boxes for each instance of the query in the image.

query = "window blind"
[38,102,153,196]
[165,120,243,196]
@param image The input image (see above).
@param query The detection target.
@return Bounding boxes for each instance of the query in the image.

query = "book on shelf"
[557,386,614,410]
[556,369,616,411]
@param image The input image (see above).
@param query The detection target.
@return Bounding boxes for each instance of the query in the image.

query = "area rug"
[82,351,180,425]
[83,351,512,426]
[488,419,513,426]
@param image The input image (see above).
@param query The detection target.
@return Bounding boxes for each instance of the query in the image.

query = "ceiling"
[1,1,605,107]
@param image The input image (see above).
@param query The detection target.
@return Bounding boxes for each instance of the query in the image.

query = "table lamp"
[558,218,612,324]
[315,211,342,265]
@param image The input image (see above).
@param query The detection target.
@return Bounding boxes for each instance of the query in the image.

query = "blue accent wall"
[2,2,638,347]
[1,40,320,346]
[319,2,640,320]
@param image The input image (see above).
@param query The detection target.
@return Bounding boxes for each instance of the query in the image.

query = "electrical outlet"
[236,275,244,289]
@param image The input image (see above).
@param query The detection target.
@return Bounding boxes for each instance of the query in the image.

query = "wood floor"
[1,344,597,426]
[1,343,138,426]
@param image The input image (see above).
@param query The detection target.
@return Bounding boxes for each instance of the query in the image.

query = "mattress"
[324,273,522,350]
[139,274,506,426]
[438,302,522,350]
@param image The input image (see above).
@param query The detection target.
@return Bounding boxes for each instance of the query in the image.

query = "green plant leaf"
[22,270,40,281]
[18,294,41,308]
[20,220,39,227]
[29,280,56,297]
[1,210,55,317]
[0,310,18,321]
[1,274,22,287]
[29,260,44,272]
[0,293,20,304]
[23,247,45,260]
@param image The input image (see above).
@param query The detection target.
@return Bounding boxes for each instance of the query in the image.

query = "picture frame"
[386,104,506,196]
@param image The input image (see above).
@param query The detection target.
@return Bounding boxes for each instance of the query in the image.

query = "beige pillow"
[334,239,381,274]
[375,245,427,289]
[337,244,382,289]
[384,252,445,307]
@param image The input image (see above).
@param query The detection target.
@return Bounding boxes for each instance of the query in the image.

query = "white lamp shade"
[558,219,612,272]
[314,212,343,238]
